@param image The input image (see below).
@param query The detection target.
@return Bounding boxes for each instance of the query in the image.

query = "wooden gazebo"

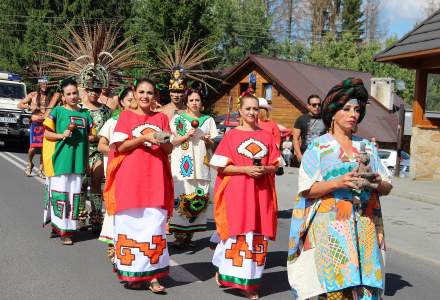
[375,10,440,180]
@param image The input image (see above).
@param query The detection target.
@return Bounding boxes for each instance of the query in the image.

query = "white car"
[378,149,410,177]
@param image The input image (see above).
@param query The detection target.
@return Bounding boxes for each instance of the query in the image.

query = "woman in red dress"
[210,94,281,299]
[104,79,173,294]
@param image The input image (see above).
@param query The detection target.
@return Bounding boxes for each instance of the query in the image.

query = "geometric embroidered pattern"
[180,155,193,177]
[237,138,268,160]
[225,235,267,267]
[116,234,167,266]
[50,190,68,219]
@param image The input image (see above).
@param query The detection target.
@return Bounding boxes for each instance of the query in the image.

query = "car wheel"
[388,166,395,175]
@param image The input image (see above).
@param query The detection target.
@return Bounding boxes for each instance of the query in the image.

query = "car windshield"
[0,82,26,99]
[378,150,391,159]
[400,151,410,160]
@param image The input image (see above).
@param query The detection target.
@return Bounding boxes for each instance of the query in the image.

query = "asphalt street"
[0,142,439,300]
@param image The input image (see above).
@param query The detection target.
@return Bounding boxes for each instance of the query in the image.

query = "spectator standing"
[292,95,327,162]
[282,136,293,167]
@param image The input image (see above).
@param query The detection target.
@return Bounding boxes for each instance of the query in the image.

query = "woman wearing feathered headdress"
[42,21,143,234]
[287,78,392,300]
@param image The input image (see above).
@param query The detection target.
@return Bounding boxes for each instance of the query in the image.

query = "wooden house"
[375,9,440,180]
[211,54,402,145]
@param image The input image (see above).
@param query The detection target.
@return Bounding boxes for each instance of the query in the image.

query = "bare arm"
[44,128,70,141]
[98,136,110,155]
[218,165,276,178]
[292,128,302,161]
[114,135,149,153]
[115,133,173,155]
[44,92,61,118]
[171,128,195,146]
[17,93,33,110]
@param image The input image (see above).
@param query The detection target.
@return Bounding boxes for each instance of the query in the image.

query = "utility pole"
[395,103,405,177]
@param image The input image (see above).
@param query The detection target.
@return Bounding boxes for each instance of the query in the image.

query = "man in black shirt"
[293,94,327,162]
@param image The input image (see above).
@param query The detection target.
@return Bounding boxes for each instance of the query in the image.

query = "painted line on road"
[1,151,45,183]
[0,151,204,283]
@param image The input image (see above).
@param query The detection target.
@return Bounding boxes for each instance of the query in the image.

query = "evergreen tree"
[341,0,364,40]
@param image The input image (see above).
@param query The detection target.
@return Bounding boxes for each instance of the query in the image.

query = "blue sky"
[383,0,433,38]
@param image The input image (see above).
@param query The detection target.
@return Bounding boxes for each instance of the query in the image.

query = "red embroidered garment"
[210,128,281,241]
[104,110,173,215]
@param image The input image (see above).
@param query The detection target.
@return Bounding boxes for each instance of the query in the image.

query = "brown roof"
[215,54,403,143]
[375,9,440,63]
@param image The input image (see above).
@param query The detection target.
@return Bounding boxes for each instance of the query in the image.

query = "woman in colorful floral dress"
[287,78,393,300]
[169,89,218,248]
[210,93,281,299]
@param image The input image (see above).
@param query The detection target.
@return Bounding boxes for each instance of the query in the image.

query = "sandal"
[25,164,33,177]
[61,236,73,245]
[37,167,46,179]
[149,279,165,294]
[241,290,259,300]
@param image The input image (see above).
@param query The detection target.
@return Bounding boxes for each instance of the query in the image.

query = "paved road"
[0,144,439,299]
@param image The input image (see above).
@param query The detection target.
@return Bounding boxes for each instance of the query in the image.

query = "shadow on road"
[266,251,288,269]
[0,139,28,153]
[162,262,215,288]
[168,236,212,255]
[385,273,412,296]
[72,229,103,243]
[278,209,292,219]
[222,270,290,298]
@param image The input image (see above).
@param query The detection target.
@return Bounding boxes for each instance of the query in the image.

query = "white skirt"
[169,179,210,233]
[212,232,269,291]
[43,174,82,237]
[113,208,170,282]
[99,212,114,244]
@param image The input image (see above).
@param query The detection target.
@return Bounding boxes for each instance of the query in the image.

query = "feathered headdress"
[42,21,144,89]
[24,56,56,87]
[153,35,221,92]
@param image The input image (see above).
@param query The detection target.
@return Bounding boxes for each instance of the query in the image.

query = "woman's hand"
[333,171,359,190]
[185,128,196,140]
[142,132,158,145]
[61,129,71,139]
[245,166,266,178]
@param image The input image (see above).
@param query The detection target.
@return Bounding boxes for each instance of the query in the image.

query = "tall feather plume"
[154,35,221,91]
[24,56,57,87]
[41,20,145,88]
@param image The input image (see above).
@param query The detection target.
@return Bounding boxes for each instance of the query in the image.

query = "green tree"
[341,0,364,40]
[0,0,132,75]
[306,33,415,104]
[202,0,275,68]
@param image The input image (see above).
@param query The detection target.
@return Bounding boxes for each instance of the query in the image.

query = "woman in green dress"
[43,78,94,245]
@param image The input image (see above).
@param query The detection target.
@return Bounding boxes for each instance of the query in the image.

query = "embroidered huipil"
[210,128,281,241]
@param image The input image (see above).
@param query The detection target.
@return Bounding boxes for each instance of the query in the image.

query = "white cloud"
[382,0,426,22]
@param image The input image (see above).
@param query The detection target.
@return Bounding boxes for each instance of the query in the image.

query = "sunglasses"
[310,103,321,108]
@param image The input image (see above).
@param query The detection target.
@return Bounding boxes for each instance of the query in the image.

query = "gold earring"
[330,118,335,133]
